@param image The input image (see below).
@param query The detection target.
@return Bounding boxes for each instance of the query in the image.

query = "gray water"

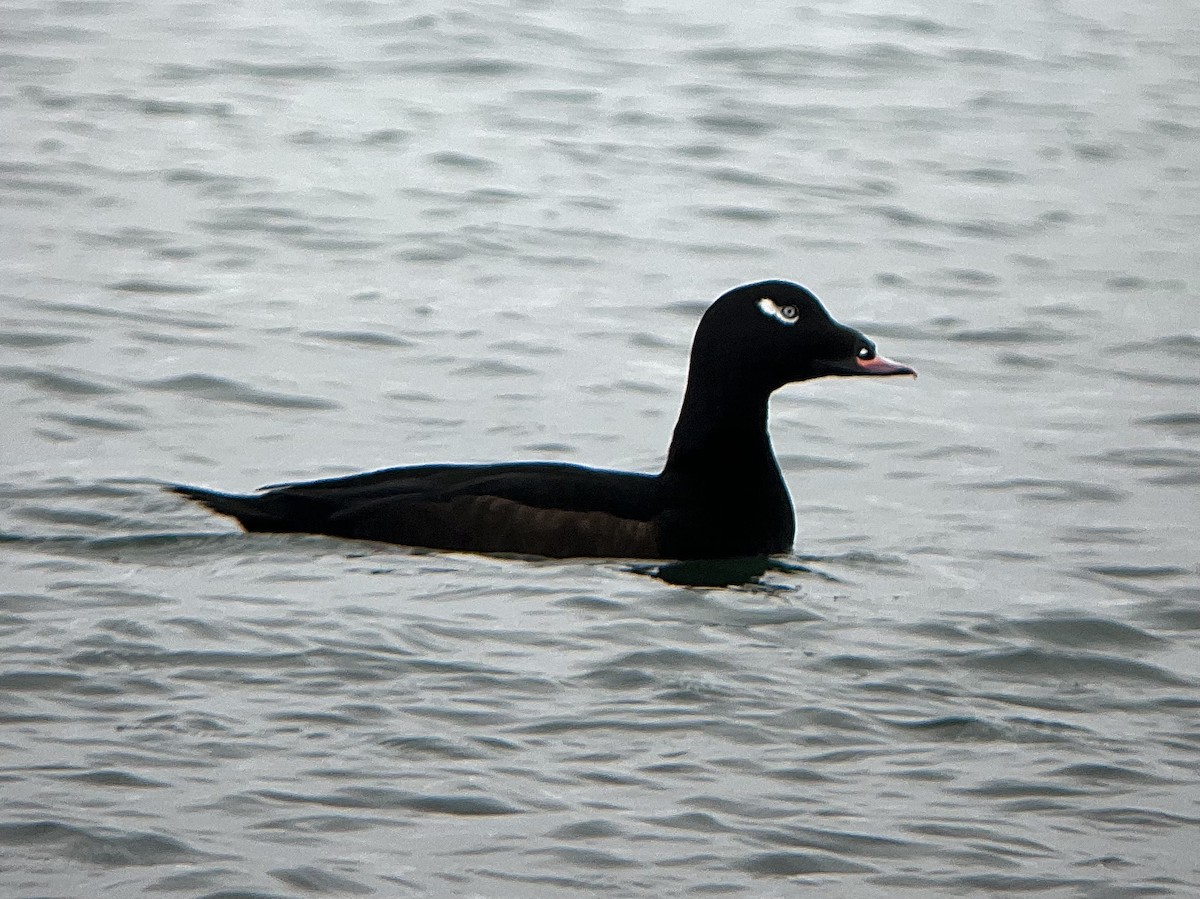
[2,0,1200,895]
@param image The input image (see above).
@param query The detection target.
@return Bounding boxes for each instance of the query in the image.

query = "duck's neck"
[664,372,778,478]
[660,362,797,557]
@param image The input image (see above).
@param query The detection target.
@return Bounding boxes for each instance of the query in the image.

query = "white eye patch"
[757,298,800,325]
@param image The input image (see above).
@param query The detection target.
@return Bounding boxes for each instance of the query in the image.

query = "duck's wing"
[172,462,666,558]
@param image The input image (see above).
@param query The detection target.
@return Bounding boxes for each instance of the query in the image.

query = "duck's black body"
[173,281,914,559]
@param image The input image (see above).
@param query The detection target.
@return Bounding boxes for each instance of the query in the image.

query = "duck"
[171,280,915,560]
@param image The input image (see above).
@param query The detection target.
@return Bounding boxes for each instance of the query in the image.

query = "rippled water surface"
[3,0,1200,895]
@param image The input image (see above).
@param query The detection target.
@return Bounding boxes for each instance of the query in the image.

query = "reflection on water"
[2,0,1200,895]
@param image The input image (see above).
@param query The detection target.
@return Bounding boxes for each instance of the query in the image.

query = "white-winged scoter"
[172,280,915,559]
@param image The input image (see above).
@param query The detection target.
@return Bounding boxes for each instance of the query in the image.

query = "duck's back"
[173,462,666,558]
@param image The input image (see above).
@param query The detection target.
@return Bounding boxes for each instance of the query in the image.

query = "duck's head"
[691,280,916,391]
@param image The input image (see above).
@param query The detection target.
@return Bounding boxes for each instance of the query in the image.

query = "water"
[2,0,1199,895]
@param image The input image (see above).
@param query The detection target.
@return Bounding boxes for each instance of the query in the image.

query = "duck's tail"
[169,484,286,532]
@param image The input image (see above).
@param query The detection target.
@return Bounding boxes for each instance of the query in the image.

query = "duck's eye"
[756,298,802,325]
[857,345,875,360]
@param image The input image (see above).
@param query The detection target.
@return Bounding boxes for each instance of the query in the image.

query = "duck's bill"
[820,354,917,378]
[856,353,916,377]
